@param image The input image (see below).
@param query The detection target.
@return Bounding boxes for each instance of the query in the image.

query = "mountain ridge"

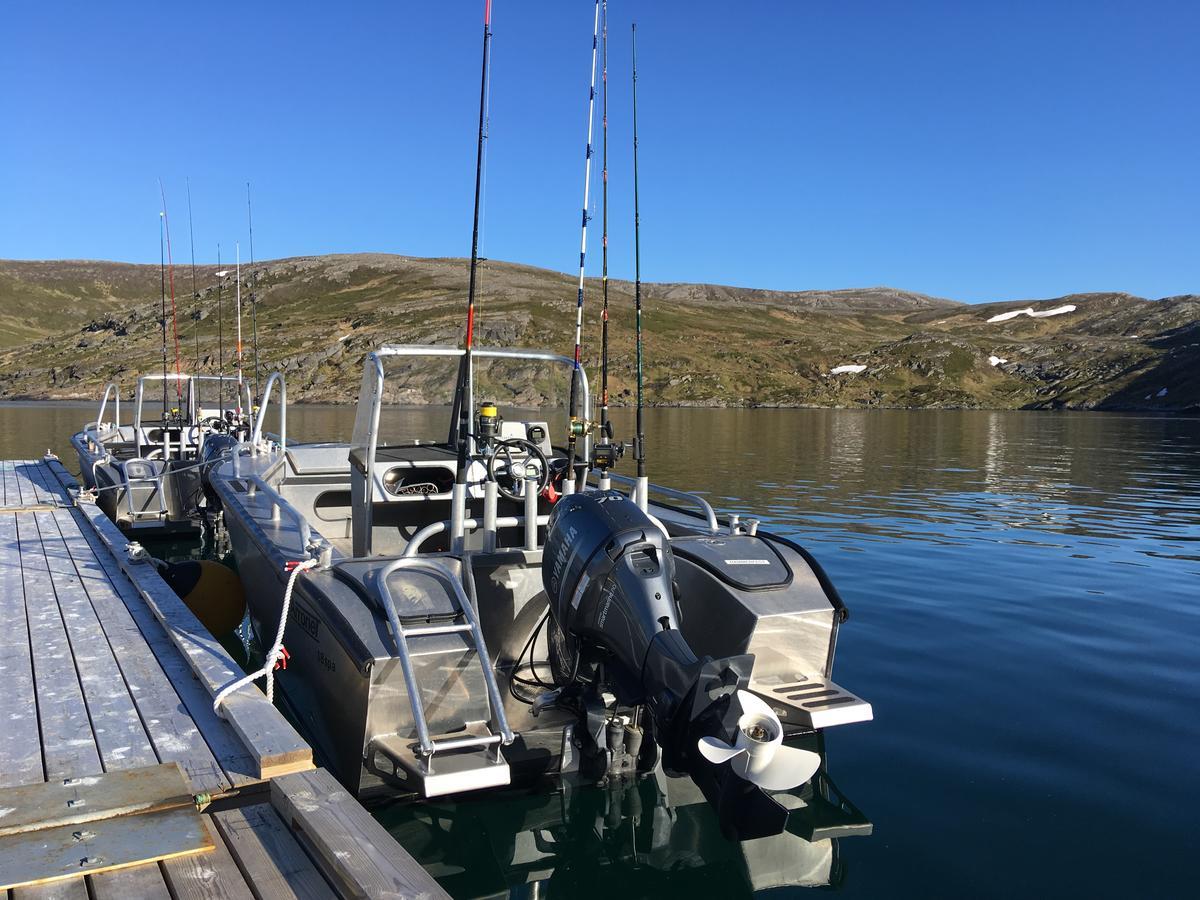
[0,254,1195,412]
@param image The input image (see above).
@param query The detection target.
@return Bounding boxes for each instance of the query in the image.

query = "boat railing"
[590,470,720,533]
[358,345,589,557]
[403,475,548,555]
[250,372,287,454]
[242,473,312,552]
[371,556,516,758]
[87,382,122,434]
[403,514,552,557]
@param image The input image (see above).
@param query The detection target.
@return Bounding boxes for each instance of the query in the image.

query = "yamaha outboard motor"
[543,491,823,840]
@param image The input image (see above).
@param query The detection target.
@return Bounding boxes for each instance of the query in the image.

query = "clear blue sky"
[2,1,1196,302]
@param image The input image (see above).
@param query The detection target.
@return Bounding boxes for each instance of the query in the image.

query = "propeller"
[697,690,822,791]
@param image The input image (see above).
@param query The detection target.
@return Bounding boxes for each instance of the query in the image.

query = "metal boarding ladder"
[121,458,168,522]
[369,555,515,797]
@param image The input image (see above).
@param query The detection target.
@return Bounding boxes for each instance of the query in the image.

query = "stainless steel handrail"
[403,514,551,557]
[250,371,287,453]
[90,382,121,435]
[242,473,312,552]
[359,345,591,557]
[592,470,720,533]
[372,556,516,758]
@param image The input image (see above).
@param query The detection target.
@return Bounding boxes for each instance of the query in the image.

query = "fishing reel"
[476,401,503,449]
[569,417,624,471]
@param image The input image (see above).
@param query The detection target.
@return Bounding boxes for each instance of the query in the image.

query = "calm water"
[6,402,1198,898]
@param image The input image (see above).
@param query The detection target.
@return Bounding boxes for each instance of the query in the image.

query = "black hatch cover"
[670,534,792,591]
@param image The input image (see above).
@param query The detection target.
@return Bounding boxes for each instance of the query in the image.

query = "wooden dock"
[0,459,447,899]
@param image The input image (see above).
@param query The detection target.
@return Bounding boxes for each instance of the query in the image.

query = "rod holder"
[450,481,466,554]
[524,476,539,551]
[483,480,498,553]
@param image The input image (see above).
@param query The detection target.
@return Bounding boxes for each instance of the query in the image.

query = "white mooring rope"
[212,557,318,713]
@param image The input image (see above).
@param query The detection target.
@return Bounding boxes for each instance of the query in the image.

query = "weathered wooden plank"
[0,763,192,839]
[271,769,449,900]
[17,462,54,507]
[61,509,255,790]
[11,877,89,900]
[48,509,232,794]
[0,806,214,891]
[0,513,44,788]
[16,514,102,781]
[31,510,158,774]
[212,805,335,900]
[11,461,45,508]
[29,460,71,508]
[1,460,22,508]
[89,863,172,900]
[74,499,312,781]
[162,818,255,900]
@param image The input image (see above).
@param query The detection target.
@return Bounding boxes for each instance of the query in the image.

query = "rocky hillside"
[0,254,1195,411]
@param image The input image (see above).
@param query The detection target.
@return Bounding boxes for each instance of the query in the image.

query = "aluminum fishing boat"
[71,372,252,535]
[209,346,872,840]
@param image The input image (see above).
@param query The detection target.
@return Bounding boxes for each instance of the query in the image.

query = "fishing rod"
[158,180,183,405]
[216,244,226,417]
[186,178,199,374]
[599,0,610,445]
[247,182,260,401]
[159,213,168,416]
[566,0,601,485]
[632,21,647,505]
[450,0,494,549]
[235,241,243,415]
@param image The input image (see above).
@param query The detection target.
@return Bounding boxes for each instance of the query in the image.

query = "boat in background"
[71,372,251,535]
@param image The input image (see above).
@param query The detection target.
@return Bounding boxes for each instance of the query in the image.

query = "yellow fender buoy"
[159,559,247,637]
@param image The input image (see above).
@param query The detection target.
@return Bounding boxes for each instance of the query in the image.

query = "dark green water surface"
[6,402,1197,898]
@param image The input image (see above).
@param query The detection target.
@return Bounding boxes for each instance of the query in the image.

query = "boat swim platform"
[0,458,448,899]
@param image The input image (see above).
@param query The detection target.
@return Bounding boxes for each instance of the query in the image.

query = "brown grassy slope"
[0,254,1195,411]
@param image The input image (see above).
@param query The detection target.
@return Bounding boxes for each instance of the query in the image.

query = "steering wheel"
[486,438,549,501]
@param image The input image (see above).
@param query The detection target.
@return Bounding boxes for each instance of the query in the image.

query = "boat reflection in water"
[375,733,869,897]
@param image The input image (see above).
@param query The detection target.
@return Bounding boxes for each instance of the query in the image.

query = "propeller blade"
[736,689,777,719]
[697,735,744,765]
[733,743,822,791]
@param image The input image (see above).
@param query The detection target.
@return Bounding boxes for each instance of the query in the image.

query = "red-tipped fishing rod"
[566,0,601,482]
[632,22,647,498]
[159,180,183,405]
[452,0,494,542]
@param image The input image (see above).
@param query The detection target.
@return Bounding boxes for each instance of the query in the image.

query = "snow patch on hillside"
[987,304,1076,323]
